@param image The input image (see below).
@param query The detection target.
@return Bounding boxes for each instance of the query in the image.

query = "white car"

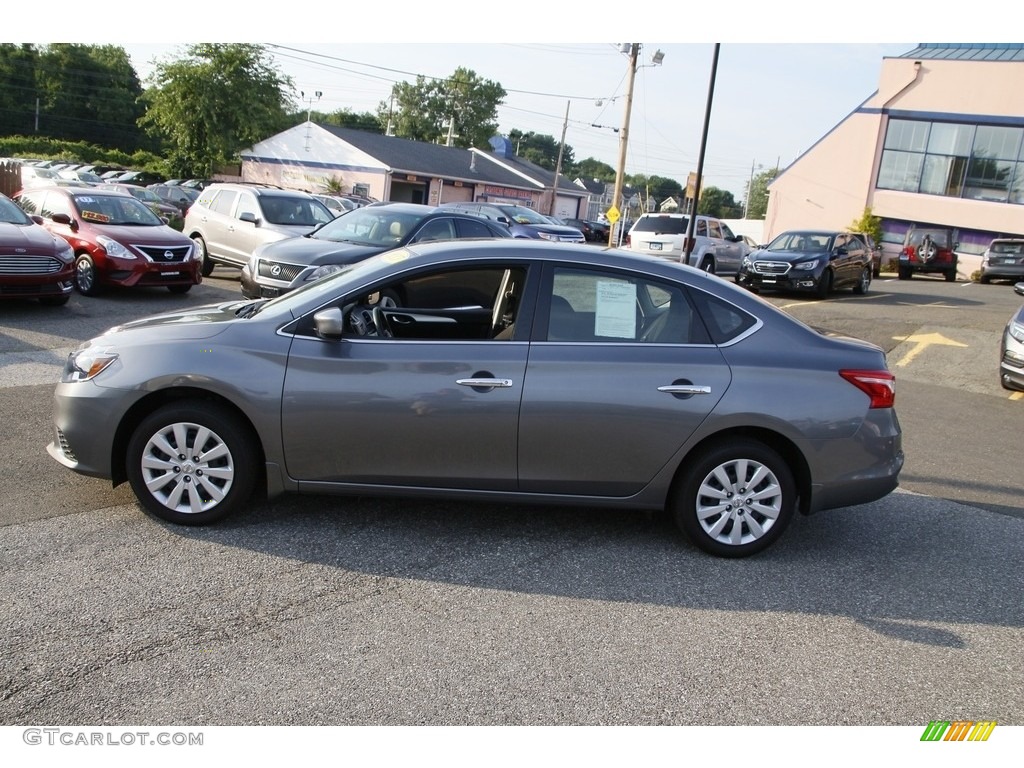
[626,213,749,276]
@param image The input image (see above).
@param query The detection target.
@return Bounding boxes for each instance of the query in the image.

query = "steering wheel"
[372,306,393,338]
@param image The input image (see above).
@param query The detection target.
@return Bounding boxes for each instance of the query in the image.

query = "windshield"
[0,194,32,225]
[496,205,553,225]
[73,194,163,226]
[260,196,334,227]
[311,207,427,246]
[632,215,689,234]
[766,232,834,252]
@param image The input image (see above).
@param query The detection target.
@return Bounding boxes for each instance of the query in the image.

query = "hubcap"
[140,422,234,514]
[76,261,93,291]
[695,458,782,546]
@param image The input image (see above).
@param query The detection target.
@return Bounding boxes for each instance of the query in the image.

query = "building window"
[877,118,1024,205]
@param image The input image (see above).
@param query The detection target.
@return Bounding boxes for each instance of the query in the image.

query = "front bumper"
[737,269,824,293]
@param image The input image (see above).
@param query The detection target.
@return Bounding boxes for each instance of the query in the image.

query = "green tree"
[327,109,383,133]
[34,44,146,150]
[506,130,573,171]
[140,44,294,177]
[697,187,742,218]
[0,44,40,138]
[379,67,505,149]
[574,157,616,182]
[745,167,779,219]
[848,206,882,243]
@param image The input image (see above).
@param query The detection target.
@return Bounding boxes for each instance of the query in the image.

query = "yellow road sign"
[606,206,620,224]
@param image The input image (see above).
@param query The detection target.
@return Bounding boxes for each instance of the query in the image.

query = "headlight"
[793,259,820,271]
[95,236,134,259]
[1010,321,1024,344]
[306,264,343,281]
[61,347,118,383]
[537,231,557,241]
[54,239,74,263]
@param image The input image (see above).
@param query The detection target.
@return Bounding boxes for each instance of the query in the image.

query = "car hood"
[527,224,584,236]
[84,223,192,245]
[0,221,65,255]
[98,300,248,340]
[259,235,385,266]
[751,248,826,263]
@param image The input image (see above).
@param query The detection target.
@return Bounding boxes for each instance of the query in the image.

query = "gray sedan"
[46,240,903,557]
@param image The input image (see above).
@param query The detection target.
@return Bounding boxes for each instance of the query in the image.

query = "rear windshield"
[991,241,1024,254]
[633,216,689,235]
[906,229,952,247]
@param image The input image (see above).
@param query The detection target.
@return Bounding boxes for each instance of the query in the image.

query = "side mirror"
[51,213,78,231]
[30,215,45,226]
[313,307,345,340]
[239,211,258,224]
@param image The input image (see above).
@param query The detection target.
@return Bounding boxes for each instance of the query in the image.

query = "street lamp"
[607,44,664,246]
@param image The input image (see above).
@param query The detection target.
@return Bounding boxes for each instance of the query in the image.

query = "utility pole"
[549,100,570,216]
[683,43,720,266]
[608,43,639,246]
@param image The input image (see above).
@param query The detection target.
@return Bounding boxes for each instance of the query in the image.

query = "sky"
[12,3,998,202]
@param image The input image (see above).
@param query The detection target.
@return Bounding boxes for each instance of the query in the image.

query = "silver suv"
[626,213,749,276]
[183,183,334,276]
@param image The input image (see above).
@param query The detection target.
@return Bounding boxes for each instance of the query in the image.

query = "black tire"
[193,235,215,277]
[698,257,716,275]
[126,401,258,526]
[671,439,796,558]
[945,269,957,282]
[980,274,991,284]
[74,255,102,296]
[38,294,70,306]
[815,268,833,299]
[168,284,192,294]
[897,266,912,280]
[853,266,871,295]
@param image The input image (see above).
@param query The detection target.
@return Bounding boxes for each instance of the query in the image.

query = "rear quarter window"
[689,288,757,344]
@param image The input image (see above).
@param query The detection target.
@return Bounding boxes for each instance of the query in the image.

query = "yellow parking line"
[1011,392,1023,401]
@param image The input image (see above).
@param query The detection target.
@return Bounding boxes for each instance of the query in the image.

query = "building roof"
[898,43,1024,62]
[317,125,583,196]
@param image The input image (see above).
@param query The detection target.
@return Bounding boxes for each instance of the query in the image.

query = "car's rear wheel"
[945,269,957,282]
[898,266,912,280]
[126,401,257,526]
[699,256,716,275]
[74,255,102,296]
[853,266,871,295]
[980,274,991,284]
[671,439,796,558]
[193,235,214,277]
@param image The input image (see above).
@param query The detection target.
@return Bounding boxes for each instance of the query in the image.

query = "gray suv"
[439,201,585,243]
[183,183,334,276]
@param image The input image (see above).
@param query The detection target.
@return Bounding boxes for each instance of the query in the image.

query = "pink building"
[766,44,1024,271]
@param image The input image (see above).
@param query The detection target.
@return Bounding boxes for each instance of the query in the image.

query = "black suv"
[898,225,958,281]
[239,202,511,299]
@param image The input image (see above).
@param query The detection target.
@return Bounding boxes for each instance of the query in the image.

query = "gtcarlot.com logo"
[920,720,997,742]
[23,728,203,747]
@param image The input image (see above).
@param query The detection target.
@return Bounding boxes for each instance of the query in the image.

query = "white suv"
[184,183,334,276]
[626,213,748,276]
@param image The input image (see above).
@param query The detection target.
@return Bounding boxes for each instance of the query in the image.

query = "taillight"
[624,233,631,246]
[839,369,895,408]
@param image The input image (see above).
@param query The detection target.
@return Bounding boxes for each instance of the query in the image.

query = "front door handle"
[457,378,513,388]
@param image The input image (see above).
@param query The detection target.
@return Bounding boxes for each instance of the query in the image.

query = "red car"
[14,186,200,296]
[0,192,74,306]
[897,225,958,282]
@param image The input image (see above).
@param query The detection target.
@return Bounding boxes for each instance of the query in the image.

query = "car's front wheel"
[193,235,214,277]
[167,284,192,294]
[126,401,258,526]
[815,268,833,299]
[74,255,102,296]
[671,439,796,558]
